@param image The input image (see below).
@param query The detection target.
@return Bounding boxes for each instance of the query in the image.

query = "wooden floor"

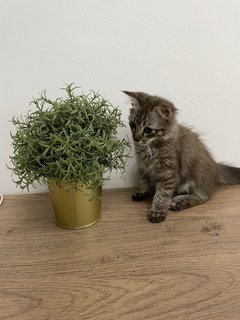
[1,187,240,320]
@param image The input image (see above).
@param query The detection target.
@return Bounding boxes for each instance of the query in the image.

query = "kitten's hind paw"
[147,210,166,223]
[132,192,148,201]
[169,199,183,211]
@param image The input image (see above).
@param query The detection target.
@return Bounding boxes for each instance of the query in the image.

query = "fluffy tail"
[217,164,240,185]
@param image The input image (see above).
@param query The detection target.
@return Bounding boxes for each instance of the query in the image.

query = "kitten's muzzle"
[133,133,142,142]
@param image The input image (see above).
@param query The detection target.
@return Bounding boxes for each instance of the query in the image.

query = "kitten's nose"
[133,134,142,142]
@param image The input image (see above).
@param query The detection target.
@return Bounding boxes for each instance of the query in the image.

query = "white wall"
[1,0,240,195]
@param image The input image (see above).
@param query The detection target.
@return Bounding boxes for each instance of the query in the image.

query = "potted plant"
[9,84,130,229]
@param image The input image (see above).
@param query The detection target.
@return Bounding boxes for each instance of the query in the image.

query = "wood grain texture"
[0,186,240,320]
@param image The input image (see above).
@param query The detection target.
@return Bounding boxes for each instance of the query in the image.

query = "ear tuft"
[122,91,140,109]
[122,91,137,99]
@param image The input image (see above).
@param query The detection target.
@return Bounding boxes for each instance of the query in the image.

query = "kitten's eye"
[129,122,136,130]
[144,127,153,134]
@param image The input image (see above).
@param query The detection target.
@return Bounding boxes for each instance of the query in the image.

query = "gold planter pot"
[48,181,101,229]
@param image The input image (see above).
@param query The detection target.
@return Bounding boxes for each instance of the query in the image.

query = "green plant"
[10,84,130,196]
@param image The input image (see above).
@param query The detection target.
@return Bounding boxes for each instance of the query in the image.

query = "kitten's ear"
[154,104,176,120]
[122,91,140,109]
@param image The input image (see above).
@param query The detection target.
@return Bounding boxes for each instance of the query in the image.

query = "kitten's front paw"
[147,210,166,223]
[132,192,148,201]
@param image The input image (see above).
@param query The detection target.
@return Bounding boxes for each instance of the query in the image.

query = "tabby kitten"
[123,91,240,223]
